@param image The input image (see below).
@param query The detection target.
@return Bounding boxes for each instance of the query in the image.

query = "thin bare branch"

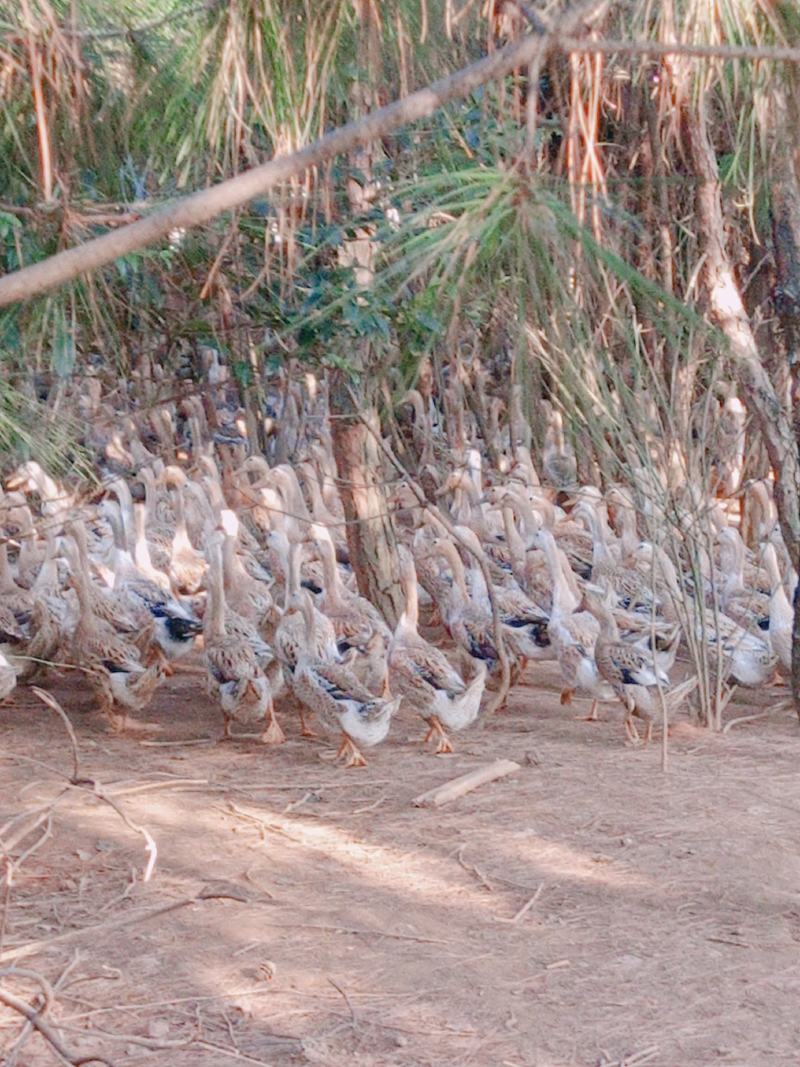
[0,0,607,307]
[0,970,117,1066]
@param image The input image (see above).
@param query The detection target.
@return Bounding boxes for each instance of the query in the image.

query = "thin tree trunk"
[330,375,404,626]
[771,83,800,721]
[685,95,800,573]
[327,0,403,628]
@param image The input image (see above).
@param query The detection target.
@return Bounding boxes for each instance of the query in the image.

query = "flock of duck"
[0,385,792,766]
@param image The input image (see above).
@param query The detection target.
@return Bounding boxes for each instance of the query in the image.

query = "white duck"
[389,546,486,754]
[762,542,792,671]
[292,592,400,767]
[536,528,614,720]
[203,534,278,743]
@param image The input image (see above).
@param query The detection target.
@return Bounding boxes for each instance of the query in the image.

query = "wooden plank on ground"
[411,759,521,808]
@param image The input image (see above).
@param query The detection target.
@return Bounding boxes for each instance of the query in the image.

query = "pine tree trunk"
[771,84,800,721]
[323,0,402,629]
[686,95,800,569]
[329,373,403,627]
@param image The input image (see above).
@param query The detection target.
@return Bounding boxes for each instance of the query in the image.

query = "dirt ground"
[1,660,799,1067]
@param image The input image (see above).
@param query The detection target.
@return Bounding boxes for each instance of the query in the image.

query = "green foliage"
[0,0,796,473]
[0,379,93,479]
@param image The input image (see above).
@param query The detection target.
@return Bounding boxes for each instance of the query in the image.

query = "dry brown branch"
[1,793,68,959]
[4,954,80,1067]
[31,686,83,784]
[328,977,358,1029]
[243,920,455,946]
[23,689,158,880]
[0,968,117,1066]
[412,759,521,807]
[103,778,209,797]
[283,791,313,814]
[503,0,548,35]
[721,711,772,734]
[456,845,495,891]
[686,92,800,571]
[557,36,800,63]
[0,804,62,859]
[499,882,545,924]
[0,885,252,965]
[194,1038,302,1063]
[58,1022,195,1052]
[63,1,209,39]
[90,788,158,883]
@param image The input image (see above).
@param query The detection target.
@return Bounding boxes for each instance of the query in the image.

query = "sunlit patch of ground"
[2,661,799,1066]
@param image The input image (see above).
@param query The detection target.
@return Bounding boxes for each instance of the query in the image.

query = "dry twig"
[0,966,117,1066]
[0,886,252,965]
[328,977,358,1029]
[31,687,86,784]
[455,846,495,892]
[496,882,545,924]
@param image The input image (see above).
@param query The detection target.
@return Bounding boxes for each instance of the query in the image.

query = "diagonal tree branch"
[0,0,609,308]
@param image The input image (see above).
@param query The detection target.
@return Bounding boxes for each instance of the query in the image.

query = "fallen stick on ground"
[0,886,253,965]
[495,882,545,924]
[412,759,521,808]
[456,846,495,892]
[3,953,80,1066]
[0,977,117,1067]
[104,778,209,797]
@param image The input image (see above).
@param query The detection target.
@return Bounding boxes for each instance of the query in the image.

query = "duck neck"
[302,469,332,524]
[275,467,310,520]
[133,503,157,576]
[285,541,301,611]
[68,537,94,624]
[221,532,238,593]
[299,592,317,645]
[720,534,746,596]
[314,527,344,610]
[18,528,37,575]
[752,482,776,540]
[398,553,420,636]
[35,553,58,593]
[592,599,619,641]
[582,506,613,567]
[111,479,136,554]
[519,494,547,537]
[501,505,527,585]
[438,542,470,614]
[206,544,227,640]
[540,529,578,618]
[171,485,193,553]
[106,503,134,579]
[31,464,60,501]
[463,554,489,606]
[616,503,639,558]
[141,469,160,522]
[0,543,16,593]
[763,544,787,602]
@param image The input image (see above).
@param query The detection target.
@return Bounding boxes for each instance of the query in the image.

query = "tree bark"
[326,1,404,628]
[329,375,404,626]
[771,83,800,721]
[685,95,800,573]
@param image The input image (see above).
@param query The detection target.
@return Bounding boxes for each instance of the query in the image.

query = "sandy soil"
[1,661,798,1067]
